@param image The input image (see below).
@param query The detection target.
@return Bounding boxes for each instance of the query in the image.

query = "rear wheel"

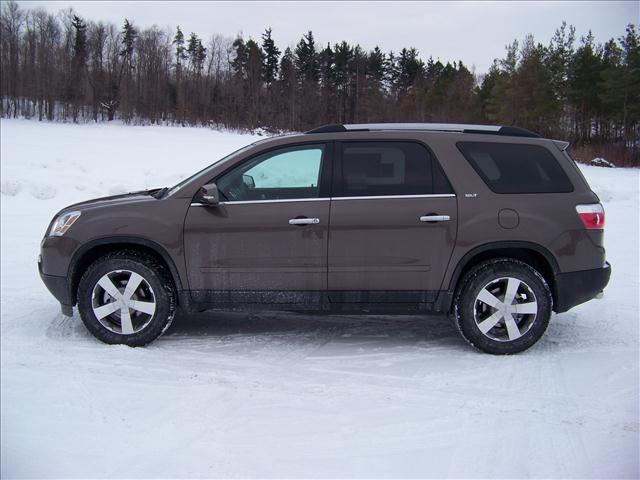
[77,251,176,346]
[453,258,552,354]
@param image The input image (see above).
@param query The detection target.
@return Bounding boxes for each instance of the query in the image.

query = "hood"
[58,188,166,214]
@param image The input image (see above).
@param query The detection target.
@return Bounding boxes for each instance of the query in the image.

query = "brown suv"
[38,123,611,354]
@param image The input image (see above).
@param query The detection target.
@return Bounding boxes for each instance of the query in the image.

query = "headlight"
[49,211,81,237]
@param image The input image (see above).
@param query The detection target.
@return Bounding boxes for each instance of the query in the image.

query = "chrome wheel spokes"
[91,270,156,335]
[473,276,538,342]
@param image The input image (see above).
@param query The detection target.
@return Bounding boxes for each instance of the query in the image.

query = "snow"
[1,118,638,478]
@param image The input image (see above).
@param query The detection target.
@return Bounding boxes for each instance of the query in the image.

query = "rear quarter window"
[457,142,573,194]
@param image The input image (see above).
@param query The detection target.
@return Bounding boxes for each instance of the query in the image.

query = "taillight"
[576,204,605,230]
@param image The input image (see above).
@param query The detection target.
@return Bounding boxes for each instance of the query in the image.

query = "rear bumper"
[38,257,74,316]
[554,262,611,313]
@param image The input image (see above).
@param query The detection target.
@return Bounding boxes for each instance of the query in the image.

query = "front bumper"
[38,256,74,316]
[554,262,611,313]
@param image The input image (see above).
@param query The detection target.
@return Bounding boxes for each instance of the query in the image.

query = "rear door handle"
[420,215,451,223]
[289,218,320,225]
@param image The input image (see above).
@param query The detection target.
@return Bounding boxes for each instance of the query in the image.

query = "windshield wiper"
[150,187,168,199]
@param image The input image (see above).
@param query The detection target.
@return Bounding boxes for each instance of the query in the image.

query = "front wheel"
[453,258,552,354]
[77,251,176,346]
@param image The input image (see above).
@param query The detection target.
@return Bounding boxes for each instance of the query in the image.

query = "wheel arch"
[439,241,560,313]
[68,236,184,305]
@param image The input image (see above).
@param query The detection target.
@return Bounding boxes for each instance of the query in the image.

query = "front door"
[328,140,458,303]
[184,143,331,306]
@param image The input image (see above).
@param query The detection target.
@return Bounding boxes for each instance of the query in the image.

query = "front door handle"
[289,217,320,225]
[420,215,451,223]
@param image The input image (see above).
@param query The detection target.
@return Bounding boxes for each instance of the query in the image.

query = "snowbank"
[1,119,638,478]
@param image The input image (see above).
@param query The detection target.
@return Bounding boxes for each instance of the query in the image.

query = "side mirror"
[242,174,255,189]
[198,182,220,206]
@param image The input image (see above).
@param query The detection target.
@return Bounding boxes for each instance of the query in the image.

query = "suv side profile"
[38,123,611,354]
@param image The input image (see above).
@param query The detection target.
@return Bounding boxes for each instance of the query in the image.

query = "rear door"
[328,140,458,303]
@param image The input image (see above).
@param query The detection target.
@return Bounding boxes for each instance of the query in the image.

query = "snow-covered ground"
[1,119,638,478]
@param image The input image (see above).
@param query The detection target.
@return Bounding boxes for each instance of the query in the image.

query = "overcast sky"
[17,1,639,74]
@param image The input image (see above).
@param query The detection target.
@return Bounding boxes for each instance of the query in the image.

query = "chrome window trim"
[332,193,456,201]
[190,193,456,207]
[190,197,330,207]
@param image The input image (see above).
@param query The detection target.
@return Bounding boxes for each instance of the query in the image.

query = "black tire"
[77,250,176,346]
[453,258,552,354]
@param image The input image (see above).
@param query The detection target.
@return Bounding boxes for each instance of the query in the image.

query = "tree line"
[1,1,638,165]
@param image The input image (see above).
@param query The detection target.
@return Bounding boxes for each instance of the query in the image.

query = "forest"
[1,1,638,165]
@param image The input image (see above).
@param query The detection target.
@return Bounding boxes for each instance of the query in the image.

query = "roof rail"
[305,124,347,134]
[305,123,540,138]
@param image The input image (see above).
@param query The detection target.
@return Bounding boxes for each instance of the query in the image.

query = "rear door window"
[334,141,452,197]
[457,142,573,194]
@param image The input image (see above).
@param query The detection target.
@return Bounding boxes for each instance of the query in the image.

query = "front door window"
[217,145,324,202]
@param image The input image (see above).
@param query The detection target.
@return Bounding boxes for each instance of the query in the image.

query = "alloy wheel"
[91,269,156,335]
[473,276,538,342]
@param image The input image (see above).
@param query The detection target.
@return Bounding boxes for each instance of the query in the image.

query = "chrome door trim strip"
[190,193,455,207]
[331,194,456,201]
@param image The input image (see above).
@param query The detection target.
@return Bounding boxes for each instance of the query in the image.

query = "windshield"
[166,143,257,197]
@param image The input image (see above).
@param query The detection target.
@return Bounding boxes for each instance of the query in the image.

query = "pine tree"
[351,45,367,122]
[474,62,499,122]
[118,18,137,121]
[183,32,206,123]
[318,42,335,122]
[599,38,624,140]
[68,14,87,120]
[278,47,296,129]
[363,46,386,121]
[333,41,353,122]
[385,51,399,96]
[396,47,423,94]
[547,22,576,107]
[119,18,136,60]
[231,36,247,79]
[187,32,206,74]
[619,24,640,143]
[514,35,559,136]
[173,26,187,71]
[487,40,519,124]
[366,47,385,86]
[71,15,87,65]
[261,27,280,84]
[319,42,334,89]
[293,31,320,129]
[171,26,187,124]
[569,32,603,141]
[245,39,263,127]
[294,31,319,83]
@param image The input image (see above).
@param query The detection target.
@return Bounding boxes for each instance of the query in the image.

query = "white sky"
[17,1,640,74]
